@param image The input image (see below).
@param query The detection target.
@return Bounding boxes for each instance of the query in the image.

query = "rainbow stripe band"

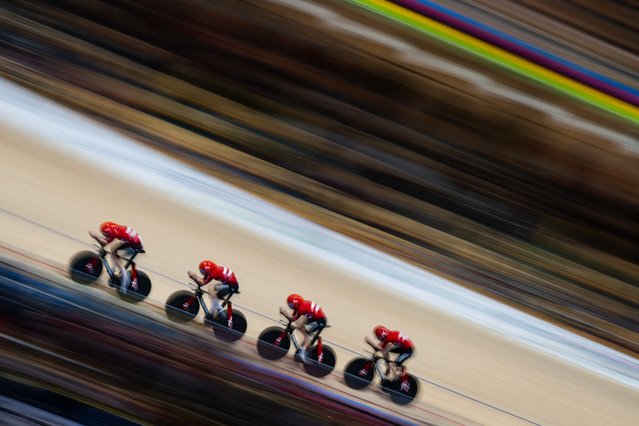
[347,0,639,125]
[393,0,639,104]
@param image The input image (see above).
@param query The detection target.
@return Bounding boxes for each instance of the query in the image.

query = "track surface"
[1,254,419,426]
[1,90,638,425]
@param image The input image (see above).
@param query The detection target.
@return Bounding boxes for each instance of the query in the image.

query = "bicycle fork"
[182,296,198,311]
[358,360,376,377]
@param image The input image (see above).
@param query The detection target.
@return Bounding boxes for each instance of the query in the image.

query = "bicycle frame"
[184,283,236,325]
[278,317,326,360]
[357,355,386,380]
[97,245,139,284]
[276,326,299,350]
[361,354,409,384]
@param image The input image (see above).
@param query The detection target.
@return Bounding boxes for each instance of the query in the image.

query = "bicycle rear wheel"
[211,309,247,342]
[389,374,419,405]
[117,270,152,303]
[304,344,336,378]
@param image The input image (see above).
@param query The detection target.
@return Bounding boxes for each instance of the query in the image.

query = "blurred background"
[1,0,638,425]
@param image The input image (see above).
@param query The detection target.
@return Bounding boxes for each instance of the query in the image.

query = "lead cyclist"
[89,221,144,293]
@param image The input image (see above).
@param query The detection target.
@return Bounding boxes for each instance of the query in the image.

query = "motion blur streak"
[390,0,639,103]
[2,77,637,390]
[274,0,639,154]
[347,0,639,123]
[0,259,414,426]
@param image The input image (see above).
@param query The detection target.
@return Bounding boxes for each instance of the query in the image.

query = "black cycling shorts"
[393,347,413,367]
[215,284,231,298]
[306,316,327,333]
[113,242,135,258]
[214,284,239,298]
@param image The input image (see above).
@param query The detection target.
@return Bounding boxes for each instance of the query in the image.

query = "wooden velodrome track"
[1,0,638,424]
[1,80,638,425]
[2,0,638,357]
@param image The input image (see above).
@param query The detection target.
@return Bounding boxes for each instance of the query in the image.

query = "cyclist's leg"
[211,285,231,318]
[386,346,403,381]
[394,349,413,392]
[299,325,311,349]
[394,348,413,369]
[297,319,325,363]
[109,241,130,291]
[308,318,326,347]
[291,317,310,361]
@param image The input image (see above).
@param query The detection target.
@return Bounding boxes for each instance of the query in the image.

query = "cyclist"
[279,293,327,363]
[188,260,239,318]
[89,221,144,293]
[365,325,414,383]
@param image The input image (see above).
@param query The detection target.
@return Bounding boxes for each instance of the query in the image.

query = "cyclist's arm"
[381,343,399,363]
[279,307,295,322]
[187,271,206,287]
[365,336,383,351]
[291,315,309,331]
[89,231,108,246]
[109,240,127,255]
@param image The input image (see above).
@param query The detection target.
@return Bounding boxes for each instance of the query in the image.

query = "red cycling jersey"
[203,265,239,291]
[105,225,143,249]
[381,331,413,351]
[294,300,325,322]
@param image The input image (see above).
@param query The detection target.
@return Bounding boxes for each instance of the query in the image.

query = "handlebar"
[184,281,210,296]
[364,349,383,361]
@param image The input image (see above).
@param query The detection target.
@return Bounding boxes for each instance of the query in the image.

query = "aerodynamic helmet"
[287,293,304,310]
[374,325,390,340]
[199,260,217,276]
[99,221,118,237]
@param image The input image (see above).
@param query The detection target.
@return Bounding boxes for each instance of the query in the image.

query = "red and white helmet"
[199,260,217,276]
[99,221,118,237]
[374,325,390,340]
[287,293,304,310]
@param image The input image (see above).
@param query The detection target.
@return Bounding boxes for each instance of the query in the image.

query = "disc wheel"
[344,358,375,389]
[117,270,152,303]
[68,251,102,284]
[165,290,200,323]
[210,309,247,342]
[389,374,420,405]
[257,326,290,360]
[304,344,336,378]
